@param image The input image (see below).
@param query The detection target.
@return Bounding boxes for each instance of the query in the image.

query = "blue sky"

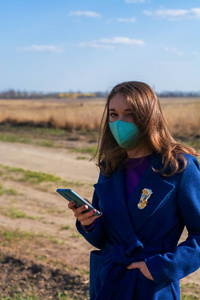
[1,0,200,93]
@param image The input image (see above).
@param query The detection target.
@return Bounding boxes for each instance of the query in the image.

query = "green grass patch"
[61,225,71,230]
[36,255,47,262]
[1,229,35,243]
[35,139,55,147]
[1,296,39,300]
[0,183,18,196]
[180,283,200,300]
[8,208,27,219]
[21,170,60,184]
[0,133,57,148]
[0,165,85,187]
[0,227,64,248]
[57,291,84,300]
[0,134,31,144]
[76,156,88,160]
[0,207,39,220]
[71,233,82,238]
[0,290,84,300]
[0,124,66,137]
[49,237,65,245]
[181,296,199,300]
[71,146,97,156]
[177,138,200,152]
[0,183,4,196]
[5,188,19,195]
[35,127,66,136]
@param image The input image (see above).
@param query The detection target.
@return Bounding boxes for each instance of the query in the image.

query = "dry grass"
[161,99,200,138]
[0,99,105,131]
[0,97,200,138]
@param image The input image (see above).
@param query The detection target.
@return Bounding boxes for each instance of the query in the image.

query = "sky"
[1,0,200,93]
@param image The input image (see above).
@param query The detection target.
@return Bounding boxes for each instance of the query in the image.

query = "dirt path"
[0,141,99,184]
[0,141,96,298]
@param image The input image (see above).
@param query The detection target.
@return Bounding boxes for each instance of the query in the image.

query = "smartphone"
[56,189,101,216]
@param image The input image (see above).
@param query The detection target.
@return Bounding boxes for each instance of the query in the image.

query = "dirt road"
[0,141,99,184]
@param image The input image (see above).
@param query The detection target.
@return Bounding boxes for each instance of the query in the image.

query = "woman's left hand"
[127,261,154,281]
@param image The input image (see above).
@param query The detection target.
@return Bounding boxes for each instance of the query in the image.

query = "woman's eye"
[110,113,117,117]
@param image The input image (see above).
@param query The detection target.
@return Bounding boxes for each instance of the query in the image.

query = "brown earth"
[0,248,89,299]
[0,141,200,299]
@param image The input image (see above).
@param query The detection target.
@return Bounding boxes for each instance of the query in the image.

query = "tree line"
[0,89,199,99]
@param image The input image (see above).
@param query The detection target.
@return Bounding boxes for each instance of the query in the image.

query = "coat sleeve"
[145,156,200,284]
[76,174,107,250]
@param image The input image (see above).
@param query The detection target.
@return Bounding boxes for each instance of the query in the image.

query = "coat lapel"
[127,162,175,233]
[94,153,175,237]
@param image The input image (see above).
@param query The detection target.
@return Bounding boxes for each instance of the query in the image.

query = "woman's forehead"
[109,93,131,109]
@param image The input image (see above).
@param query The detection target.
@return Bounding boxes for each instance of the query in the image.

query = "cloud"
[79,42,114,50]
[69,11,101,18]
[156,9,188,18]
[164,47,184,56]
[78,37,145,49]
[191,8,200,18]
[143,10,152,16]
[117,17,136,23]
[143,8,200,20]
[17,45,64,53]
[125,0,145,3]
[100,37,144,46]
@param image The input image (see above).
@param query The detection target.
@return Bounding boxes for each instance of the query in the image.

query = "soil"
[0,248,89,299]
[0,140,200,299]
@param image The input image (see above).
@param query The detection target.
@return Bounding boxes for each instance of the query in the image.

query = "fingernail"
[93,209,96,214]
[84,205,88,209]
[71,201,75,204]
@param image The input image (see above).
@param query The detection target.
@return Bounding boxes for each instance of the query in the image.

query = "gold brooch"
[137,188,153,210]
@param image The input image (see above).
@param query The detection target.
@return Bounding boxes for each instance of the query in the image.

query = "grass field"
[0,97,200,138]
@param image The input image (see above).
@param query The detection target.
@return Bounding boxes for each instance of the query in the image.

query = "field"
[0,97,200,137]
[0,97,200,300]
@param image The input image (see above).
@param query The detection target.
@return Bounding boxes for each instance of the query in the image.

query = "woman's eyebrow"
[109,108,132,111]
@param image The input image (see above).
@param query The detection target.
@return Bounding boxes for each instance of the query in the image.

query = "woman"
[68,81,200,300]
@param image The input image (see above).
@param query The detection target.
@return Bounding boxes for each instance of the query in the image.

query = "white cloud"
[125,0,145,3]
[143,10,152,16]
[117,17,136,23]
[69,11,101,18]
[79,42,114,49]
[190,8,200,18]
[143,8,200,20]
[100,37,144,46]
[156,9,188,18]
[78,37,145,49]
[17,45,64,53]
[165,47,184,56]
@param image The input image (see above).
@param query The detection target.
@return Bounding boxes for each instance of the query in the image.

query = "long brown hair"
[96,81,198,176]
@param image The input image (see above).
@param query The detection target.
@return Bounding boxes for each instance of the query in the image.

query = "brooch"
[137,188,153,210]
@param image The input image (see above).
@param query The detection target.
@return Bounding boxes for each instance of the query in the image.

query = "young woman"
[68,81,200,300]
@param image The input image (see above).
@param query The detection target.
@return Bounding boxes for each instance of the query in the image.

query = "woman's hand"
[68,200,102,226]
[127,261,154,281]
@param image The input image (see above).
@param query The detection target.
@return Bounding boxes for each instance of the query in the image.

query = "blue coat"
[77,153,200,300]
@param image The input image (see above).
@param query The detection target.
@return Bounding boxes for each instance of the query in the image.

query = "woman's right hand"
[68,201,102,226]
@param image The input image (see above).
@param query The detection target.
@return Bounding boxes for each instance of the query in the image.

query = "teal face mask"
[109,120,140,149]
